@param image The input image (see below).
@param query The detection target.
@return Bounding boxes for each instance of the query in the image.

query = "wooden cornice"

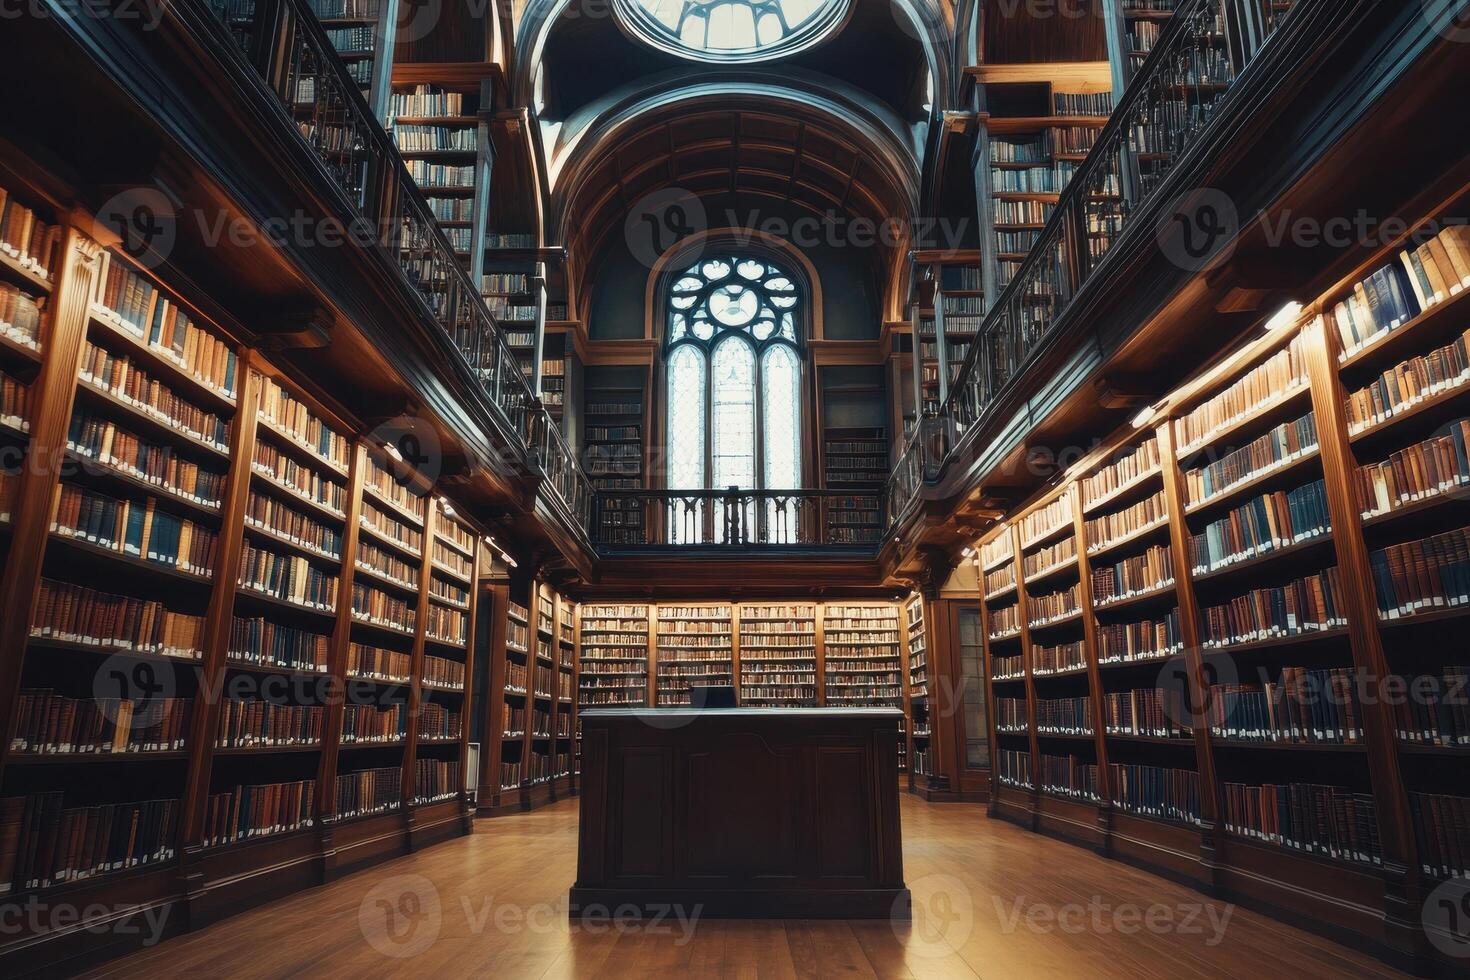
[966,61,1111,91]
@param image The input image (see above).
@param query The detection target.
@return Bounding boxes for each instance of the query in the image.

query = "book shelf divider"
[1300,311,1421,924]
[1070,475,1112,827]
[0,227,98,779]
[180,355,261,847]
[317,436,367,824]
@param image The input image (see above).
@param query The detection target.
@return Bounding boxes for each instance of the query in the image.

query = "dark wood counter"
[571,707,909,919]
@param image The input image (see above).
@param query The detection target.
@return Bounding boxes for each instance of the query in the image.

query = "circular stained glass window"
[618,0,850,62]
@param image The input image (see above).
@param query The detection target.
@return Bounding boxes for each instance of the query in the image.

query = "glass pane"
[761,344,801,490]
[958,606,990,768]
[667,345,707,544]
[711,337,756,490]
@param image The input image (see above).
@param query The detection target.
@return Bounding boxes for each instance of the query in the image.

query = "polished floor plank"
[88,797,1409,979]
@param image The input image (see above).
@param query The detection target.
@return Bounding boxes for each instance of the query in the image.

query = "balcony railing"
[205,0,588,530]
[891,0,1299,522]
[589,490,886,549]
[199,0,1300,555]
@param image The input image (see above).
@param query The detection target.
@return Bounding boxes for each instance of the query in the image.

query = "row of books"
[11,692,190,754]
[340,703,405,743]
[0,186,61,280]
[1200,567,1347,646]
[1104,688,1190,738]
[981,535,1014,570]
[96,272,239,401]
[216,700,323,748]
[356,539,417,588]
[1111,764,1202,825]
[990,168,1063,194]
[984,564,1016,597]
[1189,479,1330,574]
[245,492,341,558]
[423,654,465,689]
[1033,640,1086,675]
[1091,543,1173,605]
[1040,754,1099,801]
[79,342,230,448]
[1344,327,1469,433]
[1096,609,1184,663]
[1329,261,1420,359]
[1390,669,1469,746]
[389,85,464,118]
[53,485,219,576]
[993,653,1024,680]
[1054,92,1112,115]
[0,283,43,350]
[407,161,473,188]
[1355,418,1470,519]
[69,410,227,508]
[230,617,328,673]
[351,583,415,631]
[1023,535,1076,579]
[348,643,409,683]
[0,794,177,894]
[254,441,346,514]
[1208,667,1364,744]
[362,500,422,555]
[239,544,338,610]
[256,379,348,471]
[204,780,313,847]
[1184,412,1318,505]
[415,760,461,802]
[1410,791,1470,879]
[989,604,1021,638]
[393,124,476,153]
[993,199,1052,225]
[363,457,426,521]
[428,578,469,612]
[1027,583,1082,625]
[1083,438,1160,507]
[1368,524,1470,618]
[1036,697,1093,734]
[1021,496,1072,545]
[1221,781,1381,866]
[1173,334,1308,453]
[998,748,1032,788]
[990,138,1049,163]
[418,703,461,740]
[34,578,204,659]
[336,767,402,819]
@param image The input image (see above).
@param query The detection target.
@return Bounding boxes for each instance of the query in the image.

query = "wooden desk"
[571,707,909,919]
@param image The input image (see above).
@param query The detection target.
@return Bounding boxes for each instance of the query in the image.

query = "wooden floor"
[90,797,1408,979]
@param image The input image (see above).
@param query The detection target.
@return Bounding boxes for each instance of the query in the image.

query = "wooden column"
[1155,417,1222,884]
[1011,523,1041,826]
[179,354,261,896]
[0,228,99,769]
[1070,480,1113,846]
[1300,313,1424,959]
[477,580,511,812]
[401,495,437,846]
[916,552,957,796]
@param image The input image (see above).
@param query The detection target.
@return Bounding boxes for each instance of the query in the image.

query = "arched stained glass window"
[663,253,805,541]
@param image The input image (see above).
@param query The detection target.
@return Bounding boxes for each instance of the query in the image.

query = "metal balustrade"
[202,0,1299,552]
[204,0,582,527]
[590,490,884,548]
[900,0,1298,525]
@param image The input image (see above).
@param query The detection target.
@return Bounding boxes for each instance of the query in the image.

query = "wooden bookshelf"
[976,82,1111,294]
[387,80,491,277]
[0,224,479,962]
[304,0,399,116]
[654,603,734,707]
[822,603,904,710]
[737,602,817,707]
[972,198,1470,963]
[585,369,646,544]
[904,593,929,782]
[576,603,649,708]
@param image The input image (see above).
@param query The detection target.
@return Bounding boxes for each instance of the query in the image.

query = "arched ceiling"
[550,85,921,319]
[504,0,964,321]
